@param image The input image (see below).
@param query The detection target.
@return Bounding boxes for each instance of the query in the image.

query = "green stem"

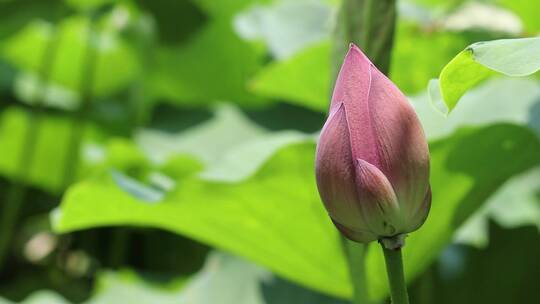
[381,244,409,304]
[333,0,397,76]
[0,28,60,267]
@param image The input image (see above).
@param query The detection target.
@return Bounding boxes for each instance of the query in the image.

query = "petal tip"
[346,43,371,64]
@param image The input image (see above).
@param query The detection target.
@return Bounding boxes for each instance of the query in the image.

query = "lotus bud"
[315,44,431,248]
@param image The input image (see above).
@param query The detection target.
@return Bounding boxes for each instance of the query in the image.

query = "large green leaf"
[53,118,540,300]
[249,41,331,112]
[435,37,540,113]
[0,16,139,99]
[53,140,350,298]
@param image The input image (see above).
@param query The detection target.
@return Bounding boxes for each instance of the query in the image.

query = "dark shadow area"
[138,0,208,46]
[430,124,540,228]
[409,222,540,304]
[244,102,326,133]
[148,103,213,133]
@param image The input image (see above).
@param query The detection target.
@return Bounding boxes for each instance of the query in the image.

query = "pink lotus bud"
[315,44,431,245]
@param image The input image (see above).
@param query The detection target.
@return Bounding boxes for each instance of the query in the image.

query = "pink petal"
[332,219,378,243]
[354,159,403,237]
[315,104,369,233]
[330,44,380,167]
[367,64,430,219]
[405,186,432,232]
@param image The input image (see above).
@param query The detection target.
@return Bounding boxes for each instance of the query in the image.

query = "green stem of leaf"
[381,244,409,304]
[333,0,397,76]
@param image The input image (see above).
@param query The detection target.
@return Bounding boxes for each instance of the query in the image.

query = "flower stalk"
[381,242,409,304]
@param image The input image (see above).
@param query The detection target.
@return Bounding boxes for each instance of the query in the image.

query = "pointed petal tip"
[348,42,359,51]
[346,43,371,63]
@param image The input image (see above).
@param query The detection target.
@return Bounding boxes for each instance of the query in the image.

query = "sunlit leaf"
[435,37,540,113]
[249,41,331,112]
[54,116,540,300]
[53,141,350,298]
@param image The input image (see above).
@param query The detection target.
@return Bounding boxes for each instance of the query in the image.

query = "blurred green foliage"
[0,0,539,303]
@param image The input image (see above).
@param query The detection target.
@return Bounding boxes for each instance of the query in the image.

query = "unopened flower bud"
[315,44,431,245]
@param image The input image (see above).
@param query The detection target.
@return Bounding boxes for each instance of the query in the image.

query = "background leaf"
[1,16,139,99]
[145,0,268,106]
[0,107,103,193]
[53,110,540,300]
[249,42,331,112]
[436,37,540,113]
[53,140,351,298]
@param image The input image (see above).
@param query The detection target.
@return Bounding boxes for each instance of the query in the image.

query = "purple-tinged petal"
[405,187,432,232]
[315,104,369,232]
[367,64,430,220]
[332,219,378,243]
[315,43,432,244]
[330,44,380,167]
[354,159,403,237]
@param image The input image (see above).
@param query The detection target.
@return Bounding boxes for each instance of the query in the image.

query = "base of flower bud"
[379,234,407,250]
